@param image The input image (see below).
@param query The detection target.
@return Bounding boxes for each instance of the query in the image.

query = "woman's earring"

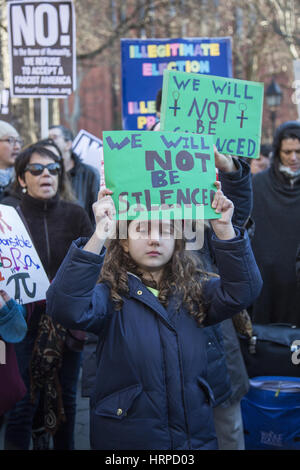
[22,186,27,194]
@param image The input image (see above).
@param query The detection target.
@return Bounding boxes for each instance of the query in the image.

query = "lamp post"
[266,78,283,138]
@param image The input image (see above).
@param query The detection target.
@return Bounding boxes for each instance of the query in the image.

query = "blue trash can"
[241,376,300,450]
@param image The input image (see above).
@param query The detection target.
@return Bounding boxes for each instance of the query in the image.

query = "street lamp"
[266,78,283,138]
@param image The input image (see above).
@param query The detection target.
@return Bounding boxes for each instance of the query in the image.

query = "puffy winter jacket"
[47,230,262,450]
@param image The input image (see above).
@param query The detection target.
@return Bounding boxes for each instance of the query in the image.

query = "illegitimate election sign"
[103,131,219,220]
[160,70,264,158]
[121,37,232,130]
[7,0,76,98]
[0,205,50,304]
[72,129,105,189]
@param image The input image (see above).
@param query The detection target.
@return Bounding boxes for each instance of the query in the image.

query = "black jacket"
[68,152,100,224]
[251,121,300,325]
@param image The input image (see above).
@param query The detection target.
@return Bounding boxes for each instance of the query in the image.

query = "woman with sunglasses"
[2,143,94,450]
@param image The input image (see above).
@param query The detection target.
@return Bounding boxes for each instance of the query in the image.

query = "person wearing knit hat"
[250,120,300,326]
[0,120,22,201]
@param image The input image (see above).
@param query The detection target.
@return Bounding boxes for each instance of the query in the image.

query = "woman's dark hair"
[34,138,62,158]
[99,221,211,326]
[14,142,75,201]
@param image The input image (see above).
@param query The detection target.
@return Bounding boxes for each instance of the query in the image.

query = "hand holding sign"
[210,181,235,240]
[214,146,236,173]
[0,290,11,309]
[94,188,116,241]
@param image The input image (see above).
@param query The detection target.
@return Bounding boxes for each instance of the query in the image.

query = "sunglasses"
[24,162,61,176]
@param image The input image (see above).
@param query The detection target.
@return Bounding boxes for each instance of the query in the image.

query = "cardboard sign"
[121,37,232,130]
[72,129,105,189]
[103,131,219,220]
[0,204,50,304]
[160,70,264,158]
[7,0,76,98]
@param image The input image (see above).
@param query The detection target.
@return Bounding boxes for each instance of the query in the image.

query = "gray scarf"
[0,167,14,188]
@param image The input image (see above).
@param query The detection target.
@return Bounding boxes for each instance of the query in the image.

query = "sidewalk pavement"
[0,367,91,450]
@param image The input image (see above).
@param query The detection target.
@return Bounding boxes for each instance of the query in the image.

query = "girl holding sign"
[46,186,262,450]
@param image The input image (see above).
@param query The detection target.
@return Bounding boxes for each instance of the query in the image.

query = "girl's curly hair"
[99,224,211,326]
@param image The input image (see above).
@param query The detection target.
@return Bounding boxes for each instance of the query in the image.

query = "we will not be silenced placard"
[103,130,220,221]
[160,70,264,158]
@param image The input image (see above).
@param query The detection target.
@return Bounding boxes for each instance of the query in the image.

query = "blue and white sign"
[121,37,232,130]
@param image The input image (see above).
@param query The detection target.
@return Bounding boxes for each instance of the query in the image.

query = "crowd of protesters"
[0,113,299,451]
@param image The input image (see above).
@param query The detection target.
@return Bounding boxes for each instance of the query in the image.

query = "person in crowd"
[0,290,27,430]
[48,125,100,224]
[250,143,272,175]
[46,186,262,450]
[199,150,254,450]
[0,120,23,201]
[150,106,253,449]
[250,120,300,325]
[2,142,93,450]
[4,138,75,207]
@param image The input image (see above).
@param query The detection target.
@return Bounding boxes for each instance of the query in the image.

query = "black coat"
[251,132,300,325]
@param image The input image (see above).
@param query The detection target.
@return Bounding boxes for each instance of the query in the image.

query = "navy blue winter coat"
[47,230,262,450]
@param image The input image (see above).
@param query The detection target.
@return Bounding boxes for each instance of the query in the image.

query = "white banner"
[0,204,50,304]
[73,129,105,189]
[7,0,76,98]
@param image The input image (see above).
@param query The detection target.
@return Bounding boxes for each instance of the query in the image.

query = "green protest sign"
[160,70,264,158]
[103,131,220,220]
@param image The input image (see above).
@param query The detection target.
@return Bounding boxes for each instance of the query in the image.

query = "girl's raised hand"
[214,146,236,173]
[210,181,236,240]
[93,188,116,241]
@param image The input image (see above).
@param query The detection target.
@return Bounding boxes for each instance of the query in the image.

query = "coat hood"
[270,120,300,184]
[272,120,300,163]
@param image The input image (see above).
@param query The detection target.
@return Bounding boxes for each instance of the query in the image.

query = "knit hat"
[0,120,19,139]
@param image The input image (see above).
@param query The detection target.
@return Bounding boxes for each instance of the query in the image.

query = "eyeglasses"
[0,137,24,146]
[280,149,300,157]
[24,162,61,176]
